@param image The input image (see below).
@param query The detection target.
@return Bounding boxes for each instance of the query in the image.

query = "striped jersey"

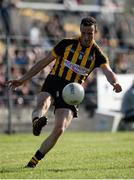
[50,38,109,84]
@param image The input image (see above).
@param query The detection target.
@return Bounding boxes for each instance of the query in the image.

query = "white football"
[62,82,85,105]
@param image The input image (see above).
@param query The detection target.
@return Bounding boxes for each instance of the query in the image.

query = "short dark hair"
[80,16,97,26]
[80,16,97,32]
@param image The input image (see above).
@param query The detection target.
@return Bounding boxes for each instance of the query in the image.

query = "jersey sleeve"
[95,45,109,68]
[51,39,67,57]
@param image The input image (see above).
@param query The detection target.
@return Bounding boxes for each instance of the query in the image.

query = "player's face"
[80,24,95,47]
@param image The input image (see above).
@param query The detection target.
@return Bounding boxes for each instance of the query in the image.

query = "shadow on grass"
[46,168,88,172]
[0,166,34,174]
[0,167,89,174]
[46,165,134,173]
[1,165,134,174]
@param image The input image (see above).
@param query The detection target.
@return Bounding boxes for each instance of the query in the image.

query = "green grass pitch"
[0,131,134,179]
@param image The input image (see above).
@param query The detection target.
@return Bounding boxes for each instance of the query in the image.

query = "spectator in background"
[14,49,29,67]
[45,14,66,46]
[119,81,134,130]
[58,0,82,5]
[0,0,11,34]
[0,0,17,35]
[95,0,118,7]
[116,19,130,49]
[0,63,6,96]
[113,52,130,74]
[14,80,34,106]
[83,70,97,117]
[29,21,41,47]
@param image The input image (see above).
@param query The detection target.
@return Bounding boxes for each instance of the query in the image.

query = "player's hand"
[113,83,122,93]
[6,80,23,90]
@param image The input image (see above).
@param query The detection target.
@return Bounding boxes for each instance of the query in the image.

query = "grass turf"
[0,131,134,179]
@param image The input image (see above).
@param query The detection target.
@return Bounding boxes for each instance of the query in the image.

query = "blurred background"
[0,0,134,134]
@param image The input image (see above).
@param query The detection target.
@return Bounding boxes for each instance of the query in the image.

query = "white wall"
[97,73,134,112]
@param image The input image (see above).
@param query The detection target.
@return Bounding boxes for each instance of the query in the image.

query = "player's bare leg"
[25,108,73,168]
[32,92,53,136]
[39,108,73,154]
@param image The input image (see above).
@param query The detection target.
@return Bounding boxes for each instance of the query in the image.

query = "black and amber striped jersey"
[50,38,109,84]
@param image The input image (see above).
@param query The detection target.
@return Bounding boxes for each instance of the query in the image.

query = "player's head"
[80,16,97,32]
[80,16,97,47]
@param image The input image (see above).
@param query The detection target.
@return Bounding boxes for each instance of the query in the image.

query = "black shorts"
[41,75,78,117]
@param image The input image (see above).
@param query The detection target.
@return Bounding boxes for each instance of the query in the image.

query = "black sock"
[35,150,44,160]
[27,150,44,167]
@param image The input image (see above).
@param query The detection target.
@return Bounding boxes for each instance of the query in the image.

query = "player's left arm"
[101,64,122,93]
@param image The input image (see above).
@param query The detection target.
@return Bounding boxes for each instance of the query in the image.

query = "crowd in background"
[0,0,134,118]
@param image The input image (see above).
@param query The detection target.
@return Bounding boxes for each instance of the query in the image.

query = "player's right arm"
[7,52,55,90]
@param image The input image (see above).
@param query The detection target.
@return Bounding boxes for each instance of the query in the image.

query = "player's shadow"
[47,165,134,173]
[0,166,33,174]
[47,167,88,172]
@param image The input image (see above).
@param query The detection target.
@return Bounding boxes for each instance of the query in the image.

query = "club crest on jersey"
[88,55,93,61]
[70,49,75,53]
[78,54,83,60]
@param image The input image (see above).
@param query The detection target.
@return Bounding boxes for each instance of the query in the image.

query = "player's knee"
[57,126,65,136]
[54,125,65,137]
[37,97,51,111]
[37,93,48,107]
[38,99,46,108]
